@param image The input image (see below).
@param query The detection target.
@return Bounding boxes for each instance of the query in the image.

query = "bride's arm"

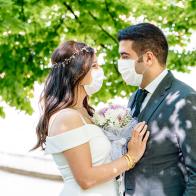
[49,109,149,190]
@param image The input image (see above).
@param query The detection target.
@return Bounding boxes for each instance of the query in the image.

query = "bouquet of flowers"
[92,104,138,196]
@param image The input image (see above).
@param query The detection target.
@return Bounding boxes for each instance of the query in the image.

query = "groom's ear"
[143,51,154,66]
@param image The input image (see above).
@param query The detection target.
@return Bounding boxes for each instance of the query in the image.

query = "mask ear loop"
[136,55,144,63]
[142,56,152,75]
[136,50,152,63]
[135,51,152,75]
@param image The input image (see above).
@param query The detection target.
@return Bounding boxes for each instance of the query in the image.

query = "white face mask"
[84,68,105,96]
[117,59,143,86]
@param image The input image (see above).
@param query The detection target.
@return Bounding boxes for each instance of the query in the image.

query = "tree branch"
[104,0,117,28]
[62,2,110,50]
[100,43,108,50]
[19,0,26,21]
[63,2,81,25]
[88,11,118,44]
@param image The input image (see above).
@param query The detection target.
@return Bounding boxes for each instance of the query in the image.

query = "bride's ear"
[80,69,92,86]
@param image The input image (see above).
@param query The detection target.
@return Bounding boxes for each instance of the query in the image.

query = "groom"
[117,23,196,196]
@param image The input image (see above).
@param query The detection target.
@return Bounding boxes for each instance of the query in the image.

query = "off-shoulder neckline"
[46,124,98,140]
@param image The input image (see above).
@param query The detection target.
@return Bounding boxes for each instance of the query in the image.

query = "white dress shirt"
[140,69,168,112]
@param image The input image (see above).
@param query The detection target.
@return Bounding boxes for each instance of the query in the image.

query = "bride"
[32,41,149,195]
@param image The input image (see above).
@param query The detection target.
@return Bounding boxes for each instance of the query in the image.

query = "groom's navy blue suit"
[125,71,196,196]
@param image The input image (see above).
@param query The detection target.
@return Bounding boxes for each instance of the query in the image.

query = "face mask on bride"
[118,55,149,86]
[84,68,105,96]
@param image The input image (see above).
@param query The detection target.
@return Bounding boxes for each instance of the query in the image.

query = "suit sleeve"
[176,92,196,196]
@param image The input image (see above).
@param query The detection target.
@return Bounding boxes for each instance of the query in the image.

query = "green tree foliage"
[0,0,195,117]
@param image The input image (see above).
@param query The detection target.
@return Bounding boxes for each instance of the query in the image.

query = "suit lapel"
[128,91,137,116]
[138,71,174,123]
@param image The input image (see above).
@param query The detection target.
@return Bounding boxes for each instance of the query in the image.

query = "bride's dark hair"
[31,40,95,151]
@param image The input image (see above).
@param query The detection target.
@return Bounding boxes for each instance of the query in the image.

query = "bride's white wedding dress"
[45,113,119,196]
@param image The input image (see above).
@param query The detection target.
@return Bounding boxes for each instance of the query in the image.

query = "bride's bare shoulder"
[48,108,84,137]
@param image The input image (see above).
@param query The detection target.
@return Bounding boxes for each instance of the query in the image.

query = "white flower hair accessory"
[52,46,92,68]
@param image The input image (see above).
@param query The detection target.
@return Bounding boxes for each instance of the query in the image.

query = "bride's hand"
[127,121,149,163]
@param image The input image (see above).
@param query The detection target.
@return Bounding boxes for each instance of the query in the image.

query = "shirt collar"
[144,69,168,94]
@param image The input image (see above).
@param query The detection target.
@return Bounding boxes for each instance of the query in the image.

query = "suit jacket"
[125,71,196,196]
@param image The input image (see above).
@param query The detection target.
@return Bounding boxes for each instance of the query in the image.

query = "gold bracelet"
[124,154,136,169]
[126,154,136,168]
[123,155,132,170]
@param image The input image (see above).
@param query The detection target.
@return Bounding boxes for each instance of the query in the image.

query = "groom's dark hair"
[118,23,168,66]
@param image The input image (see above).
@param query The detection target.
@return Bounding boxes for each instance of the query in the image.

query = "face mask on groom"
[118,55,149,86]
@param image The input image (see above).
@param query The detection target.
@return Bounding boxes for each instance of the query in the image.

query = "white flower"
[105,108,121,121]
[93,104,132,134]
[93,113,106,126]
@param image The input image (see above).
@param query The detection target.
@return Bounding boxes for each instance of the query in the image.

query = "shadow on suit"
[125,71,196,196]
